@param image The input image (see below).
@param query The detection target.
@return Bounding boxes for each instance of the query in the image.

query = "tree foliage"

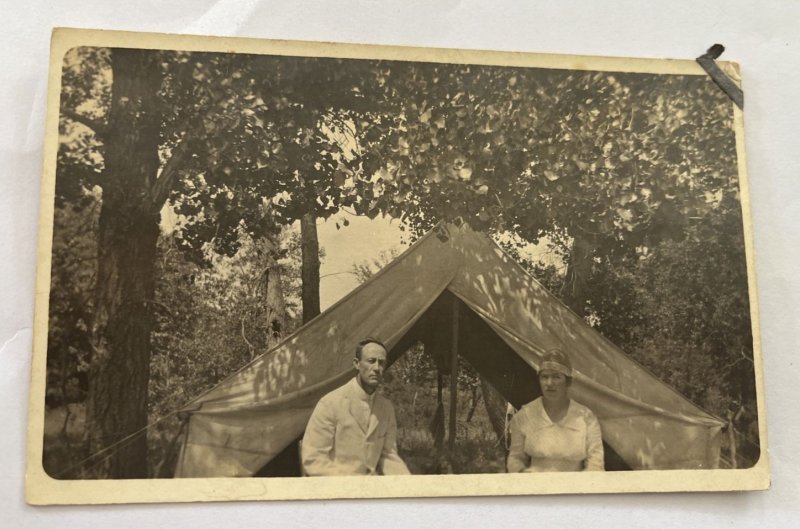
[45,195,100,409]
[589,197,755,406]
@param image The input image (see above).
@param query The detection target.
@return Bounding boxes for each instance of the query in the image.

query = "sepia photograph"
[26,28,767,504]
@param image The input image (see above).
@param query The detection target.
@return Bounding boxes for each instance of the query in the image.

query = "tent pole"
[434,374,444,451]
[448,297,459,454]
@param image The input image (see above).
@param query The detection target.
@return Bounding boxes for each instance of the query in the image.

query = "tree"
[57,48,389,477]
[80,49,164,478]
[354,65,738,315]
[590,195,754,413]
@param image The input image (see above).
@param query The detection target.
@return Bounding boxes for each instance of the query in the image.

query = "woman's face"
[539,369,569,402]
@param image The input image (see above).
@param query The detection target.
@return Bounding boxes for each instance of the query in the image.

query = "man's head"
[353,338,388,394]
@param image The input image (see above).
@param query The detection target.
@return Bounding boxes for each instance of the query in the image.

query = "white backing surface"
[2,1,797,526]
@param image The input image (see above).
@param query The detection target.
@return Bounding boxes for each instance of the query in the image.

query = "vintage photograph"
[27,29,767,503]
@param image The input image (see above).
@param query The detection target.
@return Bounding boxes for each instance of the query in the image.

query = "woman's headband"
[539,349,573,377]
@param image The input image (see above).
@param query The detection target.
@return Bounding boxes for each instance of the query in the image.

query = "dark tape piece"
[696,44,744,110]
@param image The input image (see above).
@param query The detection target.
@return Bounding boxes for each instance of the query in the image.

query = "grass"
[42,403,184,479]
[382,372,507,475]
[42,403,89,478]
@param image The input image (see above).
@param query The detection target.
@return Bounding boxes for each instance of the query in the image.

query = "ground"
[382,360,507,475]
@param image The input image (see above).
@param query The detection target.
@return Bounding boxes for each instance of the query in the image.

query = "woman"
[507,349,605,472]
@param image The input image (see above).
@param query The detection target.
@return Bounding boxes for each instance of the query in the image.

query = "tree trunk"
[560,233,596,315]
[465,384,479,423]
[300,212,321,323]
[480,376,507,444]
[262,233,287,350]
[86,48,162,479]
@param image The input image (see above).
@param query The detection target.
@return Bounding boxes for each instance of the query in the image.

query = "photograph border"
[26,27,769,505]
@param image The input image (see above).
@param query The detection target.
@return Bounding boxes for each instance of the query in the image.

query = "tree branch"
[62,109,107,137]
[740,347,754,365]
[319,270,357,279]
[149,135,192,213]
[240,317,255,359]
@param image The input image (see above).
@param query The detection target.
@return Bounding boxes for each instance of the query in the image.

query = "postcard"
[26,28,768,504]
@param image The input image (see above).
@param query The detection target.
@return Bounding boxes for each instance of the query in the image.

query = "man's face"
[354,342,388,393]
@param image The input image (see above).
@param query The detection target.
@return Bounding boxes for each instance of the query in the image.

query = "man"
[301,338,410,476]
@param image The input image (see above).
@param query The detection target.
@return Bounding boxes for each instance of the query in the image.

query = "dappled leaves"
[59,48,738,268]
[361,64,737,258]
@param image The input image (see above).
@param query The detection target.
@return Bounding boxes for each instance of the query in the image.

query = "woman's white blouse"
[507,398,605,472]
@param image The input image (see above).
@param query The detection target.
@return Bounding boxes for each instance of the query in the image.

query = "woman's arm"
[584,411,605,471]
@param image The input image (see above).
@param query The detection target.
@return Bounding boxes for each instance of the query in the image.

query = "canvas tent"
[174,223,724,477]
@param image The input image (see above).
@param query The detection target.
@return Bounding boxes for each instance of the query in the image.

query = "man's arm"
[584,411,605,471]
[506,414,529,473]
[377,405,410,475]
[301,398,341,476]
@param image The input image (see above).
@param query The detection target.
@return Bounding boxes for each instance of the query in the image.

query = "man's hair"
[355,338,387,360]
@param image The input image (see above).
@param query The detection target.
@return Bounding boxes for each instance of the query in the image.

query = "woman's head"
[538,349,573,402]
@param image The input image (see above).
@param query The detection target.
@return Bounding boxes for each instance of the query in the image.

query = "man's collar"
[350,377,377,403]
